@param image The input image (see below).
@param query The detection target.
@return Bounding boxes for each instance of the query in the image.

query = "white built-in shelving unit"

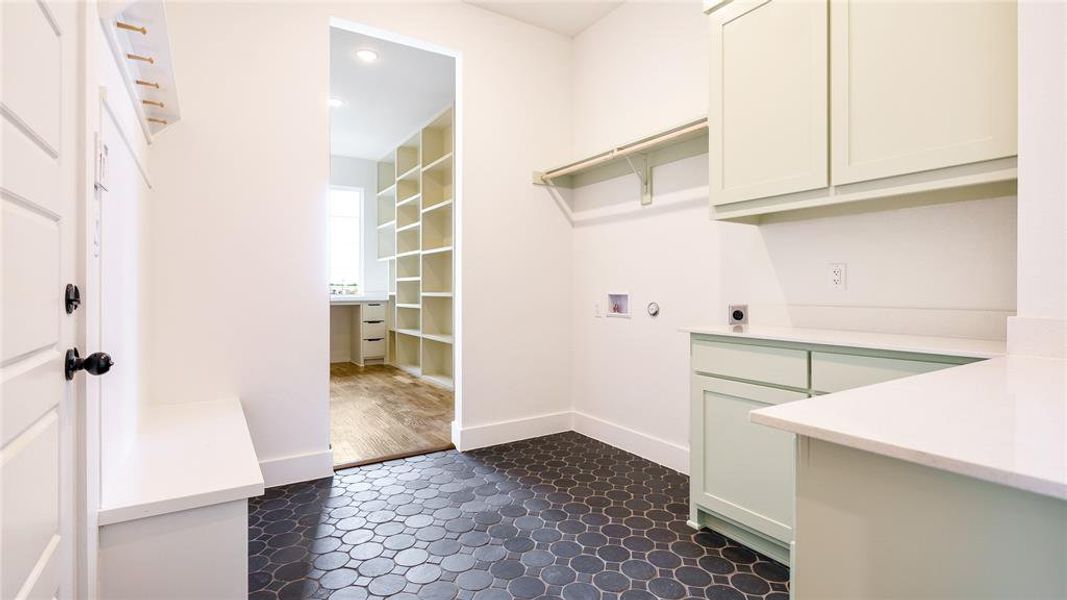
[376,106,455,389]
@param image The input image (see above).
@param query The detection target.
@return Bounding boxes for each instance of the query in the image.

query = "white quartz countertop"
[331,292,389,305]
[683,325,1006,359]
[98,398,265,526]
[751,355,1067,500]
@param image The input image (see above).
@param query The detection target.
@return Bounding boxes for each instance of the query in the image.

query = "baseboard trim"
[572,411,689,474]
[456,411,573,451]
[1008,316,1067,357]
[259,450,334,488]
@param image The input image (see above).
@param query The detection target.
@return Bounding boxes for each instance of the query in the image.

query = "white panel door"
[709,0,828,207]
[830,0,1017,184]
[1,1,80,598]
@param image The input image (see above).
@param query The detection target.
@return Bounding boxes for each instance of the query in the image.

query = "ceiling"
[464,1,623,37]
[330,29,455,160]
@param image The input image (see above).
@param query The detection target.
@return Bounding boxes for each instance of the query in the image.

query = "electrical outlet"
[594,302,603,318]
[829,263,847,290]
[728,304,748,325]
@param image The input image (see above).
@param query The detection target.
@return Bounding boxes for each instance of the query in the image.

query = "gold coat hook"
[126,53,155,64]
[116,21,147,35]
[136,79,160,89]
[147,117,168,125]
[142,99,164,108]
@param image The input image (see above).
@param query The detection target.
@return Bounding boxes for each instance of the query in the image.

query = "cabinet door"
[830,0,1017,185]
[691,375,805,544]
[709,0,828,206]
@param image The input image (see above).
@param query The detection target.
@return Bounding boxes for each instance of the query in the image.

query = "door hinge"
[94,133,109,191]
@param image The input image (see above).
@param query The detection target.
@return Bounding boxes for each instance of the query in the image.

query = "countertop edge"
[98,480,265,526]
[750,398,1067,501]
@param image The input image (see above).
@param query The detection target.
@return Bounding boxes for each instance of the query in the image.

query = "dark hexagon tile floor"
[248,432,790,600]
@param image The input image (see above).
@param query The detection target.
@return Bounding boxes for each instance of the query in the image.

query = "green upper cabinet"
[707,0,1018,222]
[830,0,1017,185]
[708,0,828,207]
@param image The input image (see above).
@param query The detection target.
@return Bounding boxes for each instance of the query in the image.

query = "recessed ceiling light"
[354,48,379,63]
[329,97,346,108]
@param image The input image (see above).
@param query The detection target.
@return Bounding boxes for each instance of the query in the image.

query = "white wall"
[148,2,573,485]
[741,195,1017,340]
[330,155,386,292]
[570,2,708,158]
[1011,2,1067,357]
[568,2,1018,473]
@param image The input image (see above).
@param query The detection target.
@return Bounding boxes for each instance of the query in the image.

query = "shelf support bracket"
[624,154,652,206]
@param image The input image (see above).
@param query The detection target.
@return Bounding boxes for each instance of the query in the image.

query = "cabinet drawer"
[362,321,386,339]
[692,340,807,389]
[362,302,386,321]
[361,338,386,359]
[811,352,949,393]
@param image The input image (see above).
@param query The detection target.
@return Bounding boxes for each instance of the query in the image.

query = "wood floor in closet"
[329,363,454,467]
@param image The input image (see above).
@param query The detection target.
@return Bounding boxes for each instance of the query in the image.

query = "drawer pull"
[363,320,384,324]
[364,337,384,342]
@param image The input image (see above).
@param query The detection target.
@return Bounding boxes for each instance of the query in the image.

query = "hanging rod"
[535,118,708,184]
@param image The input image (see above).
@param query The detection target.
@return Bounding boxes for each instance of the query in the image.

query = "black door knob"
[65,348,114,381]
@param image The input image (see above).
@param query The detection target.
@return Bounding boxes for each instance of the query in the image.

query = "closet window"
[329,186,363,289]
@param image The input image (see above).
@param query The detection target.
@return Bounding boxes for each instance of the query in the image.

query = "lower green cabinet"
[690,375,803,564]
[689,333,981,566]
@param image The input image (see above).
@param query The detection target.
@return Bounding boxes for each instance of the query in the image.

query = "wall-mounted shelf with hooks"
[100,0,182,140]
[533,118,708,206]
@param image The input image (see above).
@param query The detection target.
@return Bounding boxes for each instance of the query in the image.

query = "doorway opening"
[328,22,459,468]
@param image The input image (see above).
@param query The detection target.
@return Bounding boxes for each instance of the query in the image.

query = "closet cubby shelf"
[422,153,454,174]
[422,199,453,214]
[396,250,420,258]
[396,277,420,283]
[397,165,421,182]
[421,246,453,256]
[396,222,420,233]
[396,328,421,337]
[396,303,420,309]
[396,194,421,208]
[421,291,452,298]
[377,220,396,230]
[377,184,396,196]
[422,333,454,345]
